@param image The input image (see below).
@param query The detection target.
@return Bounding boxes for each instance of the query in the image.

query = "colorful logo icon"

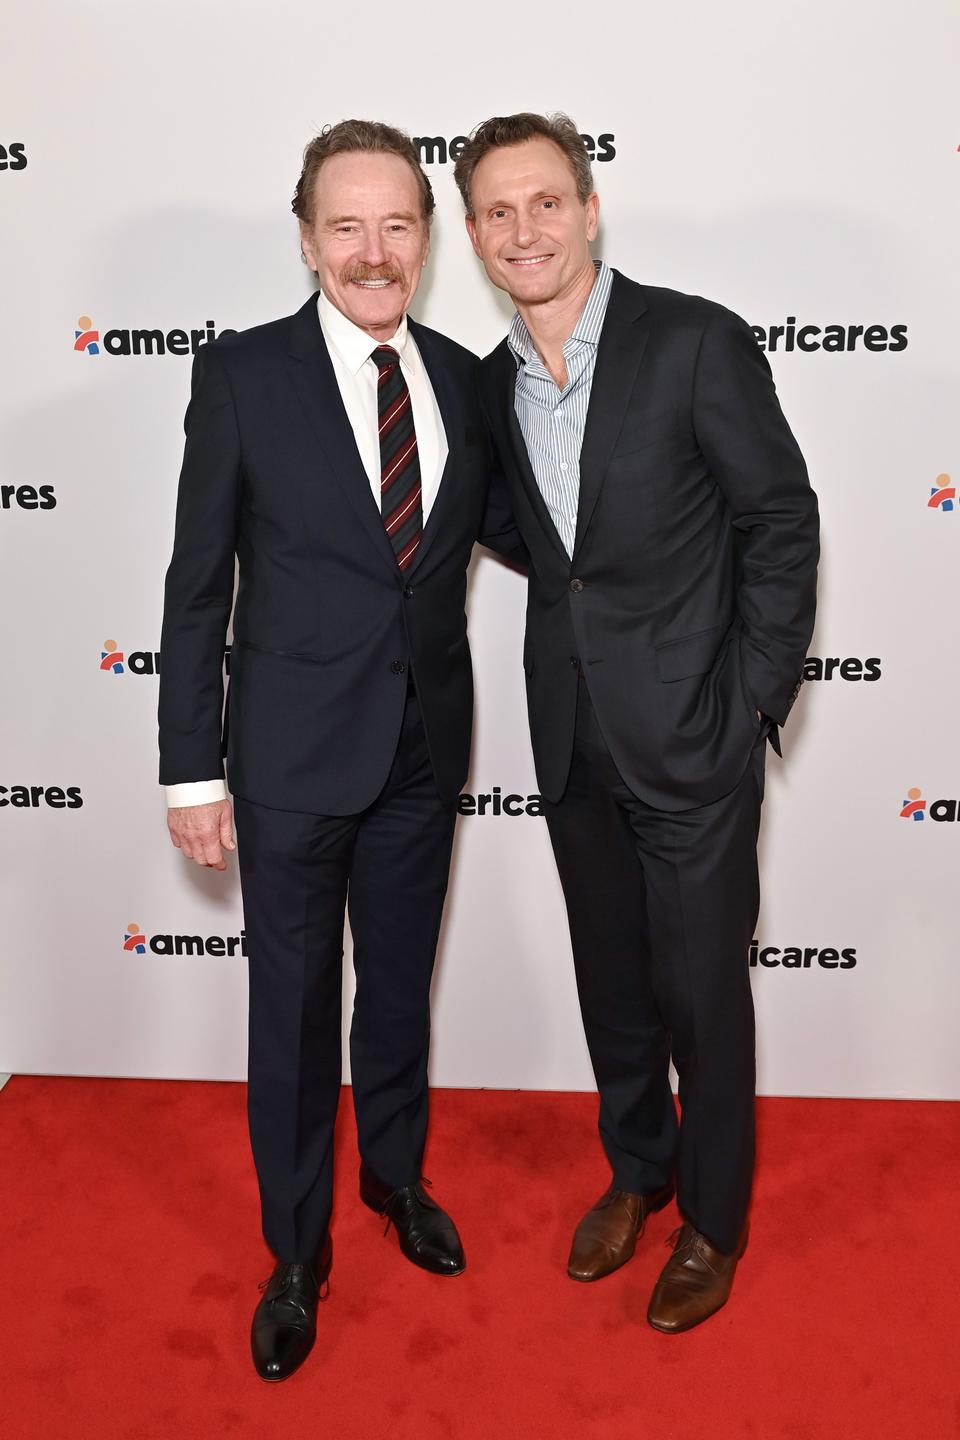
[928,473,955,511]
[70,317,236,357]
[74,315,100,355]
[118,923,248,957]
[900,787,926,821]
[100,639,124,674]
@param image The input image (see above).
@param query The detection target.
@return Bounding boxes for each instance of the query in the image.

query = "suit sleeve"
[692,310,819,726]
[479,458,529,570]
[475,372,529,570]
[158,344,241,784]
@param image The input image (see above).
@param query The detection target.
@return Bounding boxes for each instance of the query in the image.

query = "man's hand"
[167,799,236,871]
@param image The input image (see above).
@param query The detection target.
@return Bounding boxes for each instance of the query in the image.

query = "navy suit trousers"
[234,688,457,1262]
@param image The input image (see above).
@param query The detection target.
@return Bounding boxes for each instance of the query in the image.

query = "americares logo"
[0,142,27,171]
[100,639,126,674]
[899,787,960,822]
[1,783,83,808]
[928,473,955,511]
[99,640,232,676]
[749,941,857,970]
[1,483,56,511]
[75,316,236,357]
[458,787,543,816]
[751,318,908,353]
[804,656,882,682]
[411,131,616,166]
[123,922,248,957]
[74,316,100,355]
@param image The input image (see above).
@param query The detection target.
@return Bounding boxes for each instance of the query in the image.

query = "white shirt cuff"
[165,779,228,807]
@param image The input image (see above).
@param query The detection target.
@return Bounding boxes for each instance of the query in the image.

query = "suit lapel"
[406,320,461,576]
[573,272,650,559]
[488,340,570,565]
[286,294,398,574]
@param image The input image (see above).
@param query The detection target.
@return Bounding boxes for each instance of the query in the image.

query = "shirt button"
[569,578,584,594]
[560,462,569,471]
[390,659,406,674]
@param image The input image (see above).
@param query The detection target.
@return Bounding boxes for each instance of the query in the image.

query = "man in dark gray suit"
[455,113,819,1332]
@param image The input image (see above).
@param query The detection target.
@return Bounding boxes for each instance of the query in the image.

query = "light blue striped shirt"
[508,260,613,557]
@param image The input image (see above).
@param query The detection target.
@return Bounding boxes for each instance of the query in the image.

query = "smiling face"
[466,136,598,308]
[299,150,430,340]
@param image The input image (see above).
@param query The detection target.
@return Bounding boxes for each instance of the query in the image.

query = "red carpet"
[1,1079,957,1440]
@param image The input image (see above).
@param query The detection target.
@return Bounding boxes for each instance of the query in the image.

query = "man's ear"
[465,214,483,261]
[585,193,600,245]
[299,220,318,273]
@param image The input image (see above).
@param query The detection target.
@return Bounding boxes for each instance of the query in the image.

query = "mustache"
[342,262,403,285]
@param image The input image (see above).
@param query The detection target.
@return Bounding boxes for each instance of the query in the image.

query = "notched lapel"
[573,280,650,559]
[408,323,464,575]
[286,297,398,573]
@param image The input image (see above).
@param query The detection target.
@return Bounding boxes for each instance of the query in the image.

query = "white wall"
[1,0,957,1098]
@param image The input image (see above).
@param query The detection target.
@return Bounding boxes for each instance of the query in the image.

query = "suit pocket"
[232,637,326,665]
[654,624,727,682]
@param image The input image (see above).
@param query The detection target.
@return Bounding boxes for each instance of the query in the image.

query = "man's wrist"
[165,779,228,807]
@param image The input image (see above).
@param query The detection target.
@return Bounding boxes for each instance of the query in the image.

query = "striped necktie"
[372,346,423,571]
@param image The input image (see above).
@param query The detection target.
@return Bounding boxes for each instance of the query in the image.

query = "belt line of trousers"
[233,687,457,1263]
[542,678,765,1255]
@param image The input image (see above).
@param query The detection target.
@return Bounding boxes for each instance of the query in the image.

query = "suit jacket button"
[390,659,406,674]
[569,656,579,668]
[569,578,584,593]
[403,584,414,599]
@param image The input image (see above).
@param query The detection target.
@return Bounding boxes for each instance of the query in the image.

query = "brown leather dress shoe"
[567,1181,674,1281]
[647,1222,748,1333]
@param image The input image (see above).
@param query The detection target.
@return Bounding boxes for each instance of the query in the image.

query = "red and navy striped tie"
[372,346,422,571]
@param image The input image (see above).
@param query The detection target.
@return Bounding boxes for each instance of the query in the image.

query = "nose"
[358,227,388,267]
[512,214,540,250]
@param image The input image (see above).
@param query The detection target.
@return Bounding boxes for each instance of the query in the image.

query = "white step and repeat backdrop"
[2,0,958,1098]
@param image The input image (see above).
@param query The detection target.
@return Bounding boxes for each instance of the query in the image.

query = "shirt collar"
[508,260,612,368]
[317,288,410,375]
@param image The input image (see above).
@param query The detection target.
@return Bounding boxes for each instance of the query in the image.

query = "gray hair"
[292,120,435,224]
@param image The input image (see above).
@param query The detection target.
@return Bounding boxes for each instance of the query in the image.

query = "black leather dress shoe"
[359,1162,465,1276]
[250,1234,332,1382]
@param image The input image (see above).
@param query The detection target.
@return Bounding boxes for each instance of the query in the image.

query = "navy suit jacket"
[159,293,517,815]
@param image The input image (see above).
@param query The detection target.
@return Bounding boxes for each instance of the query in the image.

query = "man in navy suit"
[158,121,518,1381]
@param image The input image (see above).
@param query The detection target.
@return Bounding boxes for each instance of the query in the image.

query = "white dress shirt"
[165,291,448,808]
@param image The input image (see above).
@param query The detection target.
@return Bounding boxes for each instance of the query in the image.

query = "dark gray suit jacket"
[479,270,820,810]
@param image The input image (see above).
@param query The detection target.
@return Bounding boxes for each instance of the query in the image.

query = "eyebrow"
[325,212,420,225]
[485,190,560,209]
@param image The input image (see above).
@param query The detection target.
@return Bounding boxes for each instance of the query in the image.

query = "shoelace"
[376,1176,433,1237]
[666,1224,698,1263]
[257,1262,329,1308]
